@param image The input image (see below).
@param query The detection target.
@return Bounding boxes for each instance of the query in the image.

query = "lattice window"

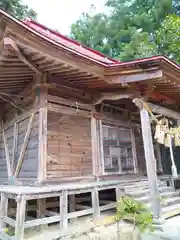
[101,123,135,174]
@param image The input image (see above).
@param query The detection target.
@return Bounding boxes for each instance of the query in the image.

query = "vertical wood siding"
[0,108,39,183]
[47,111,93,179]
[17,113,39,178]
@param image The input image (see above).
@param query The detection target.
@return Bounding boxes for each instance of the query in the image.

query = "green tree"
[133,14,180,63]
[156,14,180,63]
[0,0,37,19]
[70,0,180,61]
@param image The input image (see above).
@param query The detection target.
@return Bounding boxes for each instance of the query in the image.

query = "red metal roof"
[23,18,119,65]
[0,9,179,72]
[23,19,180,71]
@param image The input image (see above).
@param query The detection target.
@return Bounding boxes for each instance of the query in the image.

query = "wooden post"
[98,120,105,175]
[60,190,68,230]
[91,116,99,177]
[0,193,8,229]
[92,187,100,221]
[38,76,48,183]
[139,107,162,220]
[15,195,26,240]
[69,195,76,212]
[116,185,124,202]
[37,198,46,230]
[38,107,48,182]
[37,199,46,218]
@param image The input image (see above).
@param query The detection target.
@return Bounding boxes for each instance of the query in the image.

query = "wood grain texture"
[1,122,12,178]
[0,107,39,182]
[47,112,93,179]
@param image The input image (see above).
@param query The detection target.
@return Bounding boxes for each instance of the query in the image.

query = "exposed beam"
[93,88,177,106]
[147,102,180,120]
[130,82,177,104]
[133,98,180,120]
[107,69,163,84]
[47,94,94,111]
[48,82,93,103]
[93,92,135,105]
[3,37,42,75]
[94,90,180,120]
[149,92,176,104]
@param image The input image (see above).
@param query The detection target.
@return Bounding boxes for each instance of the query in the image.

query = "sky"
[23,0,106,35]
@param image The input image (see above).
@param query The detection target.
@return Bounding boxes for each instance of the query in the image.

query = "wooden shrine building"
[0,9,180,240]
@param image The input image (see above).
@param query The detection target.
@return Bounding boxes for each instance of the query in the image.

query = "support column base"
[152,218,165,231]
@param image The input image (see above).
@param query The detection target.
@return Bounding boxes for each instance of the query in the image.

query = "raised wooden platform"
[0,180,125,240]
[0,176,179,240]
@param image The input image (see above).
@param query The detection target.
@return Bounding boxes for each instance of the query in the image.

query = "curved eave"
[0,9,179,106]
[0,9,109,68]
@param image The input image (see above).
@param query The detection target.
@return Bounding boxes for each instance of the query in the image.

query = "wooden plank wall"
[17,113,39,179]
[0,101,39,183]
[47,111,93,179]
[0,134,8,183]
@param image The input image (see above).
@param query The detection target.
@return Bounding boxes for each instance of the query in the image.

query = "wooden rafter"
[3,37,42,75]
[13,37,104,78]
[1,121,12,177]
[14,113,35,177]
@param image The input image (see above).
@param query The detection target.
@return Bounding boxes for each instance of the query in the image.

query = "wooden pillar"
[98,119,104,175]
[38,75,48,183]
[37,199,46,218]
[69,195,76,212]
[60,190,68,230]
[38,107,48,183]
[15,195,26,240]
[91,116,99,178]
[139,107,162,220]
[0,193,8,229]
[116,185,124,202]
[92,187,100,221]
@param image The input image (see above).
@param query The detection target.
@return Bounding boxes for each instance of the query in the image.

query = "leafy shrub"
[115,196,154,232]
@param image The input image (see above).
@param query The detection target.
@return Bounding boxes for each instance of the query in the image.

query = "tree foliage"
[156,14,180,63]
[70,0,180,63]
[0,0,37,19]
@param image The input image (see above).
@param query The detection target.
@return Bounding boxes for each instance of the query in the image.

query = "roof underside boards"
[0,9,179,111]
[23,19,118,64]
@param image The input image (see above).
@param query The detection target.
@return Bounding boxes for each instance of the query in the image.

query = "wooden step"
[126,186,173,197]
[134,191,180,204]
[162,203,180,219]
